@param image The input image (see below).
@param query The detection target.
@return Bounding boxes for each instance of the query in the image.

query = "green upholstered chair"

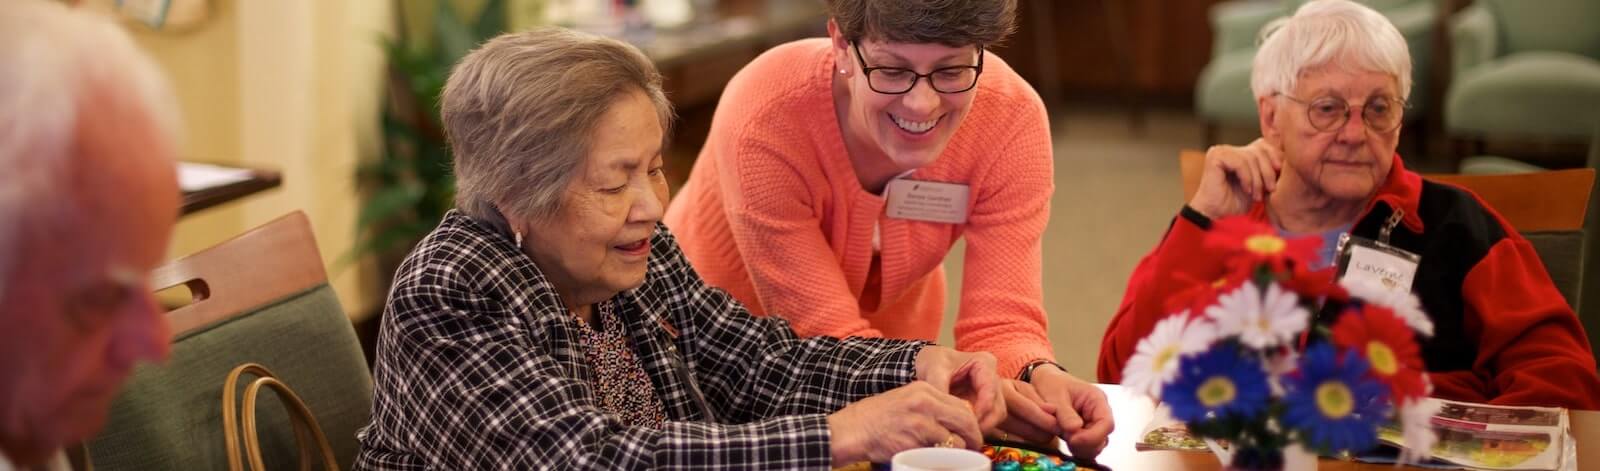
[1427,169,1596,364]
[1445,0,1600,145]
[86,211,373,470]
[1196,0,1437,145]
[1455,125,1600,365]
[1583,125,1600,365]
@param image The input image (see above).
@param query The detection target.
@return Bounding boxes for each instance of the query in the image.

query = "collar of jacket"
[1247,153,1427,234]
[447,210,676,331]
[443,210,707,419]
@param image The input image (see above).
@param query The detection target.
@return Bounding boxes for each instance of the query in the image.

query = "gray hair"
[0,0,182,299]
[1251,0,1412,100]
[442,27,673,227]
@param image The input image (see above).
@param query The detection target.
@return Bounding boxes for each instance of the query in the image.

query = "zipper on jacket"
[631,297,718,422]
[1379,208,1404,245]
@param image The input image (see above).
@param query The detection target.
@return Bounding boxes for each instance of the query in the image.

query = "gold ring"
[999,431,1010,441]
[941,434,957,448]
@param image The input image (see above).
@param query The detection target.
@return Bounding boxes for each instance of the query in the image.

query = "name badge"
[1334,235,1421,294]
[885,179,970,224]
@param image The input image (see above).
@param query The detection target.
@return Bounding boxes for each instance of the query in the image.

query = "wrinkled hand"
[826,381,984,464]
[1029,366,1114,459]
[1190,138,1284,219]
[914,347,1005,432]
[993,379,1061,446]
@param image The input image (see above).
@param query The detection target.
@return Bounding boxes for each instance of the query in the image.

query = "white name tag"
[885,179,970,224]
[1338,241,1420,294]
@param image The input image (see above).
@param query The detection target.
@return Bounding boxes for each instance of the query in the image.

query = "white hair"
[0,0,181,299]
[1251,0,1412,100]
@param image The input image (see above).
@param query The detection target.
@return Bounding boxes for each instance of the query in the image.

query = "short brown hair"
[827,0,1018,47]
[441,27,673,225]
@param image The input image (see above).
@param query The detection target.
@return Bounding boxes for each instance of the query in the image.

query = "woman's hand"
[1190,138,1284,219]
[1028,366,1114,459]
[993,380,1061,446]
[913,347,1005,432]
[826,381,984,464]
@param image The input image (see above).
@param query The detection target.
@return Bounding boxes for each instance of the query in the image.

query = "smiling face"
[517,88,668,307]
[1262,64,1401,201]
[830,25,982,180]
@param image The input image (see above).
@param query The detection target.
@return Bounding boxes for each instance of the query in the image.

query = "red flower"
[1204,217,1321,276]
[1164,271,1249,315]
[1331,304,1428,401]
[1277,264,1349,304]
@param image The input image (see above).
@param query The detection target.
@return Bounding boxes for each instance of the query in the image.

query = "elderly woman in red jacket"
[1098,0,1600,409]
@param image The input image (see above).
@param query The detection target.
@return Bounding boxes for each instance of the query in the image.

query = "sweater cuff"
[990,344,1060,380]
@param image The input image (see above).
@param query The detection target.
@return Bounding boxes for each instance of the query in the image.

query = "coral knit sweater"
[664,39,1056,377]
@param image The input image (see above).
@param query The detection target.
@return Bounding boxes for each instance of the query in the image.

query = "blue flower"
[1162,343,1270,423]
[1282,343,1391,454]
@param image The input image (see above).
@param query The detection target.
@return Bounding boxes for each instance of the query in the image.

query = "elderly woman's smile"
[614,238,650,256]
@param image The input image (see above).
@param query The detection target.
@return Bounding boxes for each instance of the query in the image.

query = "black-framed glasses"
[851,41,984,94]
[1278,93,1408,134]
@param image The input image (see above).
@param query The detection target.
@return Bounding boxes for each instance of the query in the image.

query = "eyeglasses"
[1278,93,1408,134]
[851,42,984,94]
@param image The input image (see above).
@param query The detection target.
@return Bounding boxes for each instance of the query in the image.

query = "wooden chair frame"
[152,211,329,337]
[1177,150,1595,232]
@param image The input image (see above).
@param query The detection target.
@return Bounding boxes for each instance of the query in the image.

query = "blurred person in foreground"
[0,1,182,469]
[354,27,1007,470]
[1098,0,1600,409]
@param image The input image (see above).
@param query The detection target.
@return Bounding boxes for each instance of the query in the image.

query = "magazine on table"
[1136,398,1573,470]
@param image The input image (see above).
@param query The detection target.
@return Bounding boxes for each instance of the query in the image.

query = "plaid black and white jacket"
[354,211,926,470]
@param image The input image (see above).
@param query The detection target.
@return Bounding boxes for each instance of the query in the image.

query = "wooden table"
[1089,384,1598,471]
[179,166,280,216]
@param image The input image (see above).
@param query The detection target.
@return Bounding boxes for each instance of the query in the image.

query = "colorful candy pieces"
[981,445,1076,471]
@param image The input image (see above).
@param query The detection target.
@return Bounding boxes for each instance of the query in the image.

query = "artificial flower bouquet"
[1122,217,1440,470]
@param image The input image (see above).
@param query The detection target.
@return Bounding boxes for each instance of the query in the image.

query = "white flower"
[1341,278,1434,337]
[1397,398,1442,464]
[1122,313,1219,398]
[1206,282,1308,349]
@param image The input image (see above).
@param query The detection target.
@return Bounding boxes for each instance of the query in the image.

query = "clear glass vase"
[1206,440,1319,471]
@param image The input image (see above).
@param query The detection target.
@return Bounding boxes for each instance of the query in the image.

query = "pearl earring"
[514,231,524,247]
[839,69,848,75]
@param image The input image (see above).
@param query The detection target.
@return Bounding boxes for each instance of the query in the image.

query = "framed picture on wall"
[74,0,211,32]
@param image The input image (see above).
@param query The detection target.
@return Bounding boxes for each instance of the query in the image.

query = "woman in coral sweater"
[664,0,1112,457]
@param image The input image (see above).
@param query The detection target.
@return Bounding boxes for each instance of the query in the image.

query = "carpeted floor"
[940,105,1224,378]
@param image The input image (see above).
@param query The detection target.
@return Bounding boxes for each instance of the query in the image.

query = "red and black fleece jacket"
[1097,156,1600,410]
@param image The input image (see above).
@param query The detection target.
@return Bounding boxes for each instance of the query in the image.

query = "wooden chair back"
[1177,150,1595,232]
[88,211,373,470]
[155,211,330,336]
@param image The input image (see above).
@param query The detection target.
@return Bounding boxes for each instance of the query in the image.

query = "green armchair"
[88,212,374,470]
[1445,0,1600,144]
[1196,0,1437,145]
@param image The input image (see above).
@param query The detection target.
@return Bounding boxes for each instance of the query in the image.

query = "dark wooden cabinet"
[993,0,1229,106]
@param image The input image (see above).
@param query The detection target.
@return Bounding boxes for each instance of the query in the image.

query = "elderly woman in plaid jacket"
[353,28,1010,470]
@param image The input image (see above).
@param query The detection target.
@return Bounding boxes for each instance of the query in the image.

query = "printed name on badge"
[885,179,970,224]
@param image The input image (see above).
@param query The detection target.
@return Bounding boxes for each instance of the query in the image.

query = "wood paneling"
[991,0,1230,104]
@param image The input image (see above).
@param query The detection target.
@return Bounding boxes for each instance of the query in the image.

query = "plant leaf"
[434,0,475,63]
[473,0,507,39]
[356,183,426,231]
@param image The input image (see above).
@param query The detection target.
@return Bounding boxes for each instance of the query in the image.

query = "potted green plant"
[349,0,506,272]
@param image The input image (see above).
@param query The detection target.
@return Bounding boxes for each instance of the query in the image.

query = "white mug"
[890,447,990,471]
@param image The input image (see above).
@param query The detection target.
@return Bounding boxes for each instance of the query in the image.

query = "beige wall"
[128,0,394,319]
